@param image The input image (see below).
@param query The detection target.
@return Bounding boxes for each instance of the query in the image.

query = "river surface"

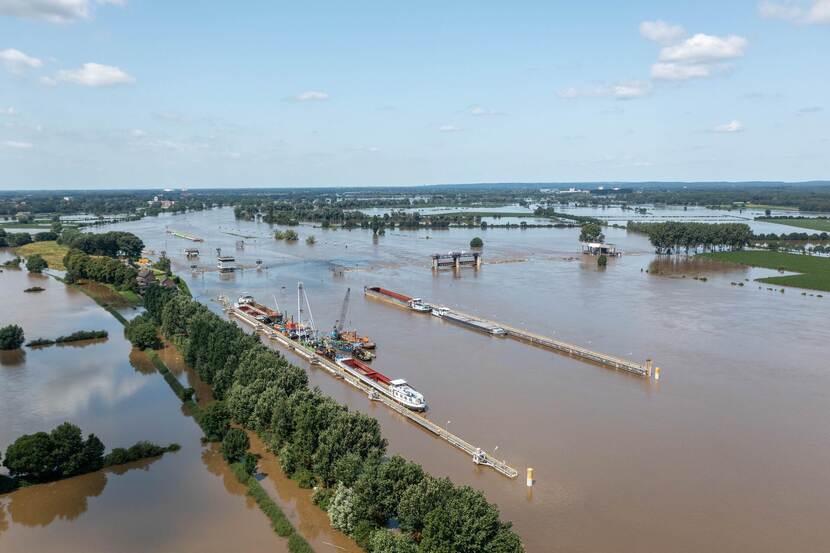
[0,260,356,552]
[6,205,830,553]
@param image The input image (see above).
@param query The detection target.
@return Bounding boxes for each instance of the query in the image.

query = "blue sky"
[1,0,828,189]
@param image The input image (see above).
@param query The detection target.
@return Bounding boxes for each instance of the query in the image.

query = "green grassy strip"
[82,283,314,552]
[230,462,294,537]
[756,217,830,232]
[699,251,830,292]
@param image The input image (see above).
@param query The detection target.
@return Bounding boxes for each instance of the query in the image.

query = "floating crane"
[334,288,351,335]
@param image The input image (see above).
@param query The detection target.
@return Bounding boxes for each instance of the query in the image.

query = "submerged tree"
[0,324,25,350]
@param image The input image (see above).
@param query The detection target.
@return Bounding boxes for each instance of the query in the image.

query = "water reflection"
[647,255,748,276]
[0,349,25,367]
[0,458,160,532]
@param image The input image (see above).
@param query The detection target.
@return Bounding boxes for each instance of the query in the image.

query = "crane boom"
[335,288,351,333]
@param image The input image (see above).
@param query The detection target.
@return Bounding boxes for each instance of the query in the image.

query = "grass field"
[745,203,800,212]
[699,250,830,292]
[13,240,69,270]
[757,217,830,233]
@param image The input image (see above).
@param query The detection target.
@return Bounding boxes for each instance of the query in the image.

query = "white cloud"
[0,0,90,23]
[2,139,33,149]
[759,0,830,24]
[557,81,652,100]
[468,105,505,116]
[292,90,329,102]
[53,62,135,86]
[1,107,17,116]
[648,32,746,81]
[0,0,125,23]
[797,105,822,115]
[639,20,686,44]
[130,128,146,137]
[651,62,716,80]
[0,48,44,74]
[438,124,462,132]
[659,33,747,63]
[713,120,744,133]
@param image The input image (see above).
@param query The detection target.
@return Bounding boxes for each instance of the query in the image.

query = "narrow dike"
[104,302,317,553]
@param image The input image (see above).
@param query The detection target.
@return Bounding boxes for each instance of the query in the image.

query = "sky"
[0,0,829,189]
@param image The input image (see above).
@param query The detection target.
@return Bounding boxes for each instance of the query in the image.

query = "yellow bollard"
[526,467,534,487]
[654,366,661,381]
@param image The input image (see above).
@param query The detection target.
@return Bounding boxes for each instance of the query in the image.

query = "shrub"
[221,428,249,462]
[242,452,259,475]
[24,286,45,293]
[597,254,608,267]
[305,235,316,245]
[0,324,25,350]
[26,254,48,273]
[126,314,162,349]
[198,401,231,441]
[470,236,484,248]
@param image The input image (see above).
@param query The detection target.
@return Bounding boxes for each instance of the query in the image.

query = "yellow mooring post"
[526,467,534,487]
[654,366,661,381]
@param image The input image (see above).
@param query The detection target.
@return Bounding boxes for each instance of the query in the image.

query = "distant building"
[160,277,177,290]
[582,242,621,256]
[136,268,157,292]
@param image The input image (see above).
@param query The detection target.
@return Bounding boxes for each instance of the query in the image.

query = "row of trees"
[627,221,752,254]
[141,284,523,552]
[753,231,829,241]
[0,228,58,247]
[1,422,179,486]
[58,230,144,259]
[63,249,139,291]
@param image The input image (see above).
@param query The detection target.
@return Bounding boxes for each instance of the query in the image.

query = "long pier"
[366,289,654,378]
[225,304,518,479]
[450,306,652,377]
[166,229,203,242]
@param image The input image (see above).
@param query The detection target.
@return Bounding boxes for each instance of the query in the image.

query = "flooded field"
[6,204,830,553]
[0,261,355,553]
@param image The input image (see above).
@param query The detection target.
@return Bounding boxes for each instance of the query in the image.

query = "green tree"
[26,254,48,273]
[0,324,25,350]
[3,432,54,480]
[126,316,162,349]
[369,529,418,553]
[199,401,231,441]
[579,222,604,243]
[597,254,608,267]
[306,235,316,245]
[328,483,358,534]
[221,428,249,462]
[470,236,484,248]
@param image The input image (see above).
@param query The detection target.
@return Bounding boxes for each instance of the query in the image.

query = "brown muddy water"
[8,206,830,553]
[0,263,309,553]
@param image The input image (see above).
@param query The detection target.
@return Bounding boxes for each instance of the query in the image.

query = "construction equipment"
[335,288,351,335]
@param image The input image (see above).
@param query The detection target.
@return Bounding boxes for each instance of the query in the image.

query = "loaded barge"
[233,294,424,411]
[364,286,431,312]
[431,307,506,336]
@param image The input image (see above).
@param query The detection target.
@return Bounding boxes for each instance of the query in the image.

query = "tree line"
[627,221,752,253]
[0,228,58,247]
[58,229,144,259]
[63,249,139,291]
[141,284,524,552]
[0,422,178,491]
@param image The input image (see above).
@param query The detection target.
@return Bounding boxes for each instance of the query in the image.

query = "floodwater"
[22,205,830,553]
[0,262,296,552]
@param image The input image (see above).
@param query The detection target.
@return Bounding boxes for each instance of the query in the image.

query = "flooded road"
[10,204,830,553]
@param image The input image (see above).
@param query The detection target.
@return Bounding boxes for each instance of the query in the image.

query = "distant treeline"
[627,221,752,254]
[141,284,524,552]
[27,329,108,348]
[533,206,603,224]
[0,422,179,491]
[0,228,58,247]
[753,231,830,241]
[58,229,144,259]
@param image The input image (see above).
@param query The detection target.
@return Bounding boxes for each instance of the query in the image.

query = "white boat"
[408,298,431,312]
[335,356,427,411]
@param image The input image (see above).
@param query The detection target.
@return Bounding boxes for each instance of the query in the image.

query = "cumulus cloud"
[647,31,747,81]
[0,0,125,23]
[438,124,462,132]
[52,62,135,86]
[0,48,43,74]
[639,20,686,44]
[290,90,329,102]
[2,139,33,149]
[557,81,652,100]
[659,34,747,63]
[713,120,744,133]
[759,0,830,25]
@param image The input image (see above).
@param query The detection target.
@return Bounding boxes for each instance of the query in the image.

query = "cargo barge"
[335,357,426,411]
[364,286,431,312]
[431,307,506,336]
[233,294,423,409]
